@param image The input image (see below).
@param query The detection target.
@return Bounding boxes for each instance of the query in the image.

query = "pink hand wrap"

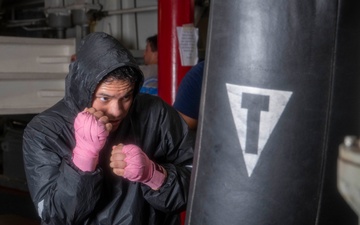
[122,144,166,190]
[72,111,109,172]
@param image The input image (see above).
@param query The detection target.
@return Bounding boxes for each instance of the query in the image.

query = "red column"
[158,0,194,105]
[158,2,194,224]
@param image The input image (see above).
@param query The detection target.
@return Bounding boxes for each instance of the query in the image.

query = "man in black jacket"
[22,32,194,225]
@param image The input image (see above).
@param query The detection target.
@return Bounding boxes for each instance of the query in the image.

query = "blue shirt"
[139,64,158,95]
[173,61,204,119]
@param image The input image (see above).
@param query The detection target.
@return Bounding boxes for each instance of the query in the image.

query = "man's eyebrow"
[95,88,135,97]
[96,93,112,97]
[124,89,135,96]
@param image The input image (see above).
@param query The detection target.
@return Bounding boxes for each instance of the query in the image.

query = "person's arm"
[109,96,194,212]
[110,143,167,190]
[23,113,106,224]
[173,61,204,130]
[141,102,194,212]
[72,107,112,172]
[178,111,198,130]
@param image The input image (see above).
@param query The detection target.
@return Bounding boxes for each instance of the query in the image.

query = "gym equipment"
[186,0,360,224]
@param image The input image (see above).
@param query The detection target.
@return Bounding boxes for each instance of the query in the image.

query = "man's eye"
[100,97,109,101]
[123,95,131,101]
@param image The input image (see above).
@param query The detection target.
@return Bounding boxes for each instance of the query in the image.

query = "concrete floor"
[0,186,40,225]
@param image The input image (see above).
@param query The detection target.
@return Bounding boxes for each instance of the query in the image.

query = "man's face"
[92,79,135,132]
[143,42,158,65]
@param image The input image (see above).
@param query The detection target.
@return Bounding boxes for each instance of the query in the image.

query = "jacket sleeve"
[22,116,104,225]
[141,101,195,213]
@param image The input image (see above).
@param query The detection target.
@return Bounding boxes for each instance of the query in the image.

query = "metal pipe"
[57,28,65,39]
[106,5,157,16]
[134,0,139,50]
[8,18,46,24]
[7,23,34,28]
[22,26,54,31]
[6,19,45,27]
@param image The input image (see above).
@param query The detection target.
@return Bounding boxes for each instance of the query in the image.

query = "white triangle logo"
[226,84,292,177]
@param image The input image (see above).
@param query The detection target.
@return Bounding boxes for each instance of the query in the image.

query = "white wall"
[94,0,158,53]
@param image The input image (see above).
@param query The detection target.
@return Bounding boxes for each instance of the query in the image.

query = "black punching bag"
[186,0,360,224]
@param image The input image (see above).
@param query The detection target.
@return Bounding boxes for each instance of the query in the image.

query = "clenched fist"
[110,144,167,190]
[72,107,112,172]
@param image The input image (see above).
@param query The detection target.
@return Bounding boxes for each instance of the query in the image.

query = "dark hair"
[103,66,144,96]
[146,34,158,52]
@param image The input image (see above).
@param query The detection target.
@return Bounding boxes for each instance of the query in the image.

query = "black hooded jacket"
[22,32,194,225]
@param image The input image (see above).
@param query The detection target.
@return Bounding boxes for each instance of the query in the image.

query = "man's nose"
[108,102,123,118]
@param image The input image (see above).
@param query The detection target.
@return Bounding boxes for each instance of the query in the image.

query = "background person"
[173,60,205,130]
[143,34,158,65]
[140,34,158,95]
[23,32,194,225]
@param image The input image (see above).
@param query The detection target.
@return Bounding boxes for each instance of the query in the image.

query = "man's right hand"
[72,107,112,172]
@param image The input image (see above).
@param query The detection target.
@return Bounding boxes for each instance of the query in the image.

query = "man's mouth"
[110,120,120,124]
[109,119,121,132]
[110,119,121,126]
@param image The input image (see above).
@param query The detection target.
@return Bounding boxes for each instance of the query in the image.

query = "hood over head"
[64,32,144,114]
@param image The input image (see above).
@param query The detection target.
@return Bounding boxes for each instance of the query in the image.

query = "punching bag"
[186,0,360,224]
